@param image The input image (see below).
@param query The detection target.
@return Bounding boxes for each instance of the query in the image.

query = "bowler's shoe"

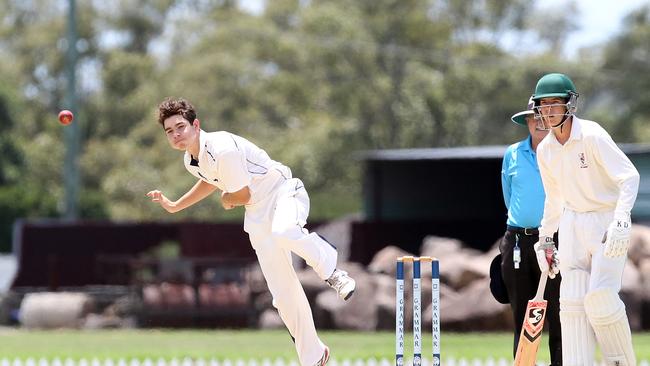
[326,269,356,301]
[314,346,330,366]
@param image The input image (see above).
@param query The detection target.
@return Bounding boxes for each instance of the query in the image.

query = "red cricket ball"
[58,110,74,125]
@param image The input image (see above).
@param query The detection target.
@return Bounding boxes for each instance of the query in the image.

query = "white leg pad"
[584,288,636,366]
[560,298,596,366]
[560,270,596,366]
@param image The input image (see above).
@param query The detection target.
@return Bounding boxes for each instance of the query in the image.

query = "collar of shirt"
[549,116,583,146]
[185,130,208,167]
[568,116,583,142]
[520,135,533,153]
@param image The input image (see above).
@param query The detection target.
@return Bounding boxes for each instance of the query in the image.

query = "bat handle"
[535,270,549,301]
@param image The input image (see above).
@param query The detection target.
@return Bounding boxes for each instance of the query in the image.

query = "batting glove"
[534,236,560,279]
[603,211,632,258]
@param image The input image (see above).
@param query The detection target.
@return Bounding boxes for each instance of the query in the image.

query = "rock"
[638,258,650,300]
[142,284,163,308]
[620,259,643,330]
[420,236,465,257]
[247,263,269,294]
[82,313,126,329]
[420,246,488,291]
[366,236,513,332]
[198,282,250,307]
[438,278,512,331]
[421,236,483,258]
[315,263,377,330]
[636,258,650,329]
[420,236,494,295]
[375,269,458,332]
[19,292,94,329]
[104,295,138,318]
[258,308,284,329]
[368,246,413,277]
[621,262,641,294]
[159,283,195,308]
[420,283,458,331]
[252,290,273,312]
[297,267,330,305]
[629,224,650,267]
[374,274,396,330]
[311,214,360,262]
[486,236,503,257]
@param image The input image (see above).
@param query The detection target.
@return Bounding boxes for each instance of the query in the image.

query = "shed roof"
[360,143,650,162]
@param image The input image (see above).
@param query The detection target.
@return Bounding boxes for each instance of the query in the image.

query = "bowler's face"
[163,115,198,151]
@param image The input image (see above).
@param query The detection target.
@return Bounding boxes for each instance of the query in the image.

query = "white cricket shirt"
[537,117,640,238]
[183,130,289,206]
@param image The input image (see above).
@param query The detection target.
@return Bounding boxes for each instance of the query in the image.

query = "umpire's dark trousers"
[499,227,562,365]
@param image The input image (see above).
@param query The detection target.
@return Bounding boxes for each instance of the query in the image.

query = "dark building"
[349,144,650,264]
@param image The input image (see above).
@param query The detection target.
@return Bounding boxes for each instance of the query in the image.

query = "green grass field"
[0,329,649,361]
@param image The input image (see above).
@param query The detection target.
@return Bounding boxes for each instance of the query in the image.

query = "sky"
[240,0,649,56]
[549,0,649,55]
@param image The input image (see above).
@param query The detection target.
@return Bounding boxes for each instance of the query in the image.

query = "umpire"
[500,97,562,365]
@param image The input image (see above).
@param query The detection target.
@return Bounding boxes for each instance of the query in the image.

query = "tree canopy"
[0,0,648,251]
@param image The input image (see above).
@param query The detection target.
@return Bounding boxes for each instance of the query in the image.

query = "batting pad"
[560,270,596,365]
[585,288,637,366]
[560,298,596,365]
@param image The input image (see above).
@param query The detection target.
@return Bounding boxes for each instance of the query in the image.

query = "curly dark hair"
[157,97,197,126]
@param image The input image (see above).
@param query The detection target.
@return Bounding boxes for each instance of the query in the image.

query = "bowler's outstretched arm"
[147,179,218,213]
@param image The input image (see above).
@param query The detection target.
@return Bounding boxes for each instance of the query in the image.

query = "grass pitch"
[0,329,648,361]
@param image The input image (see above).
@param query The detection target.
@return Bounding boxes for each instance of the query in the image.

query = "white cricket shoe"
[314,346,330,366]
[325,269,356,301]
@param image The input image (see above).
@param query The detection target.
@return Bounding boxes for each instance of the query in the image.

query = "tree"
[599,5,650,142]
[1,0,645,230]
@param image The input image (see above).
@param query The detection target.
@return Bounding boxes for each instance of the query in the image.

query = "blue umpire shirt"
[501,136,546,229]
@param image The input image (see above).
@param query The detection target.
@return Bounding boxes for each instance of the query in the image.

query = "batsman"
[533,73,639,365]
[501,96,561,365]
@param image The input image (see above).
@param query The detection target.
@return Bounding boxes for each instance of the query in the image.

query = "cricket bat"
[514,270,549,365]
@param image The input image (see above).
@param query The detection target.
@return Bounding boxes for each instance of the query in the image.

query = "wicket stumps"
[396,256,440,366]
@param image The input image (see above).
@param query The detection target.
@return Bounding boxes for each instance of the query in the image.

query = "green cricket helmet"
[532,73,577,101]
[532,73,579,130]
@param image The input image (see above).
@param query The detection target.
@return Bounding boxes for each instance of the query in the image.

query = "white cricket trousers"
[244,177,338,366]
[558,209,633,365]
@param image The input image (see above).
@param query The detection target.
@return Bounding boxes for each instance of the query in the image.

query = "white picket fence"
[0,358,648,366]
